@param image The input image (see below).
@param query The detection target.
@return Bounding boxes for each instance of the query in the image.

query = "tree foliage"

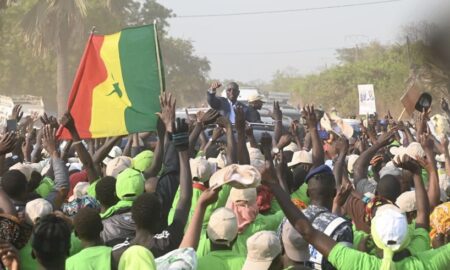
[0,0,210,112]
[268,32,446,117]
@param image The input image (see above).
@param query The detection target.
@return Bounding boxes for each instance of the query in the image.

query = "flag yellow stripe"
[90,32,132,137]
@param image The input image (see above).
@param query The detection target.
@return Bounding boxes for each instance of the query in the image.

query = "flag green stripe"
[119,25,162,132]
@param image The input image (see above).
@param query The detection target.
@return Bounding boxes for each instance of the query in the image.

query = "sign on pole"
[358,84,376,115]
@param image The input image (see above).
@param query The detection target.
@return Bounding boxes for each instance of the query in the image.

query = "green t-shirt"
[197,250,245,270]
[328,243,450,270]
[291,183,310,205]
[167,183,232,230]
[87,179,99,198]
[352,225,430,256]
[35,177,54,198]
[65,246,112,270]
[19,232,82,270]
[233,211,284,256]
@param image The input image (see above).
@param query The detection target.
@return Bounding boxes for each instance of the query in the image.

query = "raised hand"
[377,127,398,145]
[393,153,422,174]
[156,92,176,133]
[0,132,17,156]
[271,101,282,121]
[40,113,59,129]
[216,116,231,130]
[333,181,353,208]
[42,124,58,156]
[200,109,220,125]
[198,187,221,204]
[10,105,23,122]
[302,104,317,128]
[289,121,299,137]
[235,105,246,131]
[0,240,20,270]
[211,126,224,142]
[209,81,222,92]
[59,112,76,132]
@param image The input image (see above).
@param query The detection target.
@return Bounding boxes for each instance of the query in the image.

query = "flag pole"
[153,20,164,93]
[397,108,406,121]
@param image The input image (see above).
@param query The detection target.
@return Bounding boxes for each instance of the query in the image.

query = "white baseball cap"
[242,231,282,270]
[346,154,359,174]
[189,156,215,182]
[103,146,123,166]
[395,191,417,213]
[106,156,132,178]
[228,187,257,205]
[281,220,310,262]
[288,150,312,167]
[209,164,261,190]
[25,198,53,225]
[371,204,409,251]
[247,93,266,103]
[207,207,238,247]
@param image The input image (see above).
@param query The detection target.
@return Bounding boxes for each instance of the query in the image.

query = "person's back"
[66,208,112,270]
[197,207,245,270]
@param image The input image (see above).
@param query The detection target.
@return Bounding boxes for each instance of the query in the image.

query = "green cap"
[132,150,154,172]
[116,168,145,201]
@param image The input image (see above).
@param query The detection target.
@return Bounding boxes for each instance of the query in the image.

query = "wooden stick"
[397,108,406,121]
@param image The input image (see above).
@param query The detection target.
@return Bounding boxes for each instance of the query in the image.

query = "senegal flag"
[60,24,164,139]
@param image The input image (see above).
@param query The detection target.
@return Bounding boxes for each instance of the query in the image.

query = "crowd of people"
[0,81,449,270]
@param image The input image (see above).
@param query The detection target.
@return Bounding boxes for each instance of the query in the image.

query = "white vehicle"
[11,95,45,116]
[0,95,14,126]
[221,87,260,102]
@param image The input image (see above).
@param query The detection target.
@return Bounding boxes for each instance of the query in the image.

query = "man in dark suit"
[206,81,249,123]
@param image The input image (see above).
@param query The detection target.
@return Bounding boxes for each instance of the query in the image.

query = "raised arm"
[60,113,99,183]
[92,136,122,164]
[172,118,193,227]
[353,128,397,186]
[420,133,440,210]
[333,136,349,188]
[217,116,237,164]
[394,155,430,230]
[143,119,165,179]
[303,105,324,169]
[272,101,283,143]
[179,188,220,249]
[41,125,69,209]
[156,93,193,226]
[206,82,223,110]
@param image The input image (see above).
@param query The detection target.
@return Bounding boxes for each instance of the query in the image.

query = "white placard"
[358,84,376,115]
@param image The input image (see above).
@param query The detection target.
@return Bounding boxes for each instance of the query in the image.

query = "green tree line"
[0,0,210,115]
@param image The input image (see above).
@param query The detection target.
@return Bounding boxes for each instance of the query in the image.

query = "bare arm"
[303,105,324,169]
[272,101,283,143]
[179,188,220,249]
[353,128,397,186]
[92,136,122,165]
[217,117,237,164]
[333,137,349,188]
[235,106,250,165]
[144,120,165,179]
[266,175,337,258]
[60,113,99,183]
[420,134,440,210]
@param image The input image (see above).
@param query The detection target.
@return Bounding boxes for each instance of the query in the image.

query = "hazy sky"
[159,0,449,82]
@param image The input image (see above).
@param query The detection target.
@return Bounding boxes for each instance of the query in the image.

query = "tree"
[21,0,87,116]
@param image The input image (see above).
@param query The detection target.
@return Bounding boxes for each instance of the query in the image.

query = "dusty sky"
[159,0,449,82]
